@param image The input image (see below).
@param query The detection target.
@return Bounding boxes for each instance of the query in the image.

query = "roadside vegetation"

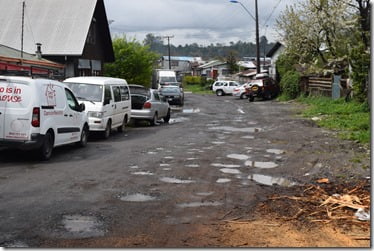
[182,76,213,94]
[296,97,370,144]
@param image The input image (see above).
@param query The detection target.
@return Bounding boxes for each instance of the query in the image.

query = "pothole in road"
[211,163,241,168]
[131,171,154,176]
[266,149,285,154]
[159,177,196,184]
[209,126,262,133]
[120,193,158,202]
[216,178,231,183]
[185,164,200,168]
[248,174,298,187]
[182,108,200,113]
[176,201,223,208]
[219,168,241,174]
[227,153,250,160]
[168,117,190,124]
[62,215,104,237]
[245,161,279,169]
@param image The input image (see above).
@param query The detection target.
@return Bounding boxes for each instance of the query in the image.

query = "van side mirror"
[79,103,85,112]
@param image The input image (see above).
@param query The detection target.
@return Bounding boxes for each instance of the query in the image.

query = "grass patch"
[297,96,370,144]
[184,84,213,94]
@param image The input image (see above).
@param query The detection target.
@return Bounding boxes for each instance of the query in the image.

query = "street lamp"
[230,0,261,74]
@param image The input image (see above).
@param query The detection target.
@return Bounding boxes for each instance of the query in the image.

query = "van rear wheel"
[118,117,127,133]
[39,131,54,161]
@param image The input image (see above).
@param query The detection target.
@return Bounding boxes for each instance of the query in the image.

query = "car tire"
[118,116,127,133]
[216,90,224,96]
[103,120,111,139]
[249,95,255,102]
[77,125,89,147]
[164,109,171,123]
[240,93,246,99]
[150,112,158,126]
[39,131,54,161]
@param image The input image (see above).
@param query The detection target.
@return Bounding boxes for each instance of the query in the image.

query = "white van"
[0,76,89,160]
[64,77,131,139]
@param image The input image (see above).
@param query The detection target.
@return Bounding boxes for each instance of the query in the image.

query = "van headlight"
[88,111,104,118]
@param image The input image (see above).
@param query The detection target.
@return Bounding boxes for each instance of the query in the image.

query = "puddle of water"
[241,135,255,139]
[132,171,154,176]
[227,153,250,160]
[62,215,104,237]
[237,108,245,114]
[168,117,190,124]
[248,174,298,187]
[177,201,222,208]
[160,163,170,167]
[196,192,214,196]
[120,193,157,202]
[182,108,200,113]
[164,156,174,159]
[163,168,172,171]
[186,157,198,160]
[211,163,241,168]
[129,165,139,169]
[245,161,278,169]
[4,241,28,248]
[220,168,241,174]
[266,149,285,155]
[156,147,164,151]
[216,178,231,183]
[212,141,225,145]
[147,151,157,155]
[160,177,195,184]
[185,164,200,168]
[209,126,261,133]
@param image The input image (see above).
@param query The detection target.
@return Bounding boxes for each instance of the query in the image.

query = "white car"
[0,76,89,160]
[212,80,240,96]
[233,83,252,99]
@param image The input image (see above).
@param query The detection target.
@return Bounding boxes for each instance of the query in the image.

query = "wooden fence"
[303,76,349,98]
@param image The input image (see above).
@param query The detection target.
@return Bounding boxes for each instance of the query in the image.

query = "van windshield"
[65,83,103,102]
[160,77,176,83]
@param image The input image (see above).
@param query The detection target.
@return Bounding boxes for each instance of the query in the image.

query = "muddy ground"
[0,93,370,248]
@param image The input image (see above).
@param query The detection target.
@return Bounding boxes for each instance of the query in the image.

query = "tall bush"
[280,71,301,99]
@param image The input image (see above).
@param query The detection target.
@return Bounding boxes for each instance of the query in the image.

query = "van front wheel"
[103,121,111,139]
[39,131,54,161]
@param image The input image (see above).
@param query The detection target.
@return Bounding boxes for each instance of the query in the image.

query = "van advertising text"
[0,86,22,103]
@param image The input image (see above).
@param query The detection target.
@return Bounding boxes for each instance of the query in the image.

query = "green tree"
[104,36,159,87]
[226,50,239,74]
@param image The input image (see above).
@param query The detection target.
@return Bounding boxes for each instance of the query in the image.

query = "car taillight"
[143,102,151,109]
[31,107,40,127]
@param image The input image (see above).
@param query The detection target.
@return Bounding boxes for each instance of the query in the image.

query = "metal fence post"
[332,75,341,100]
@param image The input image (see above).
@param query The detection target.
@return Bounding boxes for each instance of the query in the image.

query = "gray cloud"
[104,0,298,46]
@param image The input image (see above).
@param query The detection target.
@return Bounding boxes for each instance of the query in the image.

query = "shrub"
[280,71,301,99]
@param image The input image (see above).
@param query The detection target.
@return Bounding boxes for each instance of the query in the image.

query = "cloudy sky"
[103,0,298,46]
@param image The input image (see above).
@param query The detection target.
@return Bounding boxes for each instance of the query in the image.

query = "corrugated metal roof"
[0,0,97,56]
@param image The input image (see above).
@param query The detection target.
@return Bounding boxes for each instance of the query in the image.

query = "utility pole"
[255,0,260,74]
[21,1,25,64]
[162,35,174,70]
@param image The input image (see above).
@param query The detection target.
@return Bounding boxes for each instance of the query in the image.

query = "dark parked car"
[245,75,280,102]
[159,86,184,106]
